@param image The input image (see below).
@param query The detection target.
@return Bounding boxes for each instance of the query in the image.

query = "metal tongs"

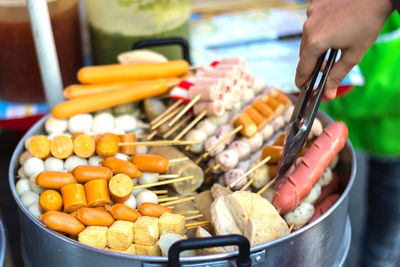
[275,49,339,188]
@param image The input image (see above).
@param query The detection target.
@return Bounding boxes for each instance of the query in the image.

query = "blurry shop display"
[85,0,191,65]
[0,0,82,103]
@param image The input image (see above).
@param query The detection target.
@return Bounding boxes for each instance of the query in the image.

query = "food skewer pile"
[14,53,349,257]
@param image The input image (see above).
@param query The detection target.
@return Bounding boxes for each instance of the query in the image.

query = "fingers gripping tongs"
[275,49,338,189]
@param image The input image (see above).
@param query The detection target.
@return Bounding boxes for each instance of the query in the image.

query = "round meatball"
[68,114,93,133]
[92,112,114,134]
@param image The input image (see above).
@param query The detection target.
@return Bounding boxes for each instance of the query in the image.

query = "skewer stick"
[138,122,150,129]
[257,177,277,195]
[168,94,202,127]
[132,176,194,190]
[152,190,169,195]
[119,140,201,147]
[204,163,221,175]
[168,206,176,209]
[146,130,158,141]
[158,196,179,202]
[227,156,271,190]
[185,214,204,221]
[157,195,169,198]
[176,210,200,215]
[163,114,192,139]
[204,175,214,185]
[289,224,295,232]
[240,178,254,192]
[174,110,208,141]
[169,157,189,164]
[135,134,148,139]
[185,221,211,229]
[158,174,180,179]
[195,125,243,164]
[150,99,184,126]
[160,196,195,206]
[151,105,185,130]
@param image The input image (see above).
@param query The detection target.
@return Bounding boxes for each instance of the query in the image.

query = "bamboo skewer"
[204,163,221,175]
[158,196,179,202]
[176,210,200,215]
[135,134,148,139]
[169,157,189,164]
[152,190,169,195]
[240,178,255,192]
[150,99,184,126]
[227,156,272,190]
[132,176,194,190]
[163,114,192,139]
[157,195,169,198]
[195,125,243,164]
[185,214,204,221]
[185,220,211,229]
[174,110,208,141]
[160,196,195,207]
[151,105,185,130]
[257,177,277,195]
[146,130,158,141]
[168,94,201,127]
[119,140,201,147]
[289,224,295,232]
[204,175,214,185]
[158,174,180,179]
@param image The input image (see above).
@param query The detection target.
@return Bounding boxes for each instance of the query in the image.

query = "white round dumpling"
[44,157,64,171]
[64,156,88,172]
[45,116,68,134]
[114,114,138,132]
[68,114,93,133]
[92,112,114,134]
[23,157,44,178]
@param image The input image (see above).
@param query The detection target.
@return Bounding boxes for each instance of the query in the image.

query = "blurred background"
[0,1,366,266]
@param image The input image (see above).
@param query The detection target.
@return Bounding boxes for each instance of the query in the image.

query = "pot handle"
[167,234,252,267]
[132,37,192,65]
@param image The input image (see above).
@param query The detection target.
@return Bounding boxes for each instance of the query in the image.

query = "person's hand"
[295,0,394,99]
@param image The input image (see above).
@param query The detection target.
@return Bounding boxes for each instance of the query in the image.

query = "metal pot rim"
[9,114,356,263]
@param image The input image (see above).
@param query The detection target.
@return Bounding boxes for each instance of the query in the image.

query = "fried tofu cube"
[107,220,135,250]
[78,226,108,249]
[133,216,159,245]
[134,244,162,256]
[158,212,186,235]
[125,244,136,254]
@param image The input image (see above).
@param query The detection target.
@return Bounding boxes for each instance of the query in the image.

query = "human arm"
[295,0,394,99]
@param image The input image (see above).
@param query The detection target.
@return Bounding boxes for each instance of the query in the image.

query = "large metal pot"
[9,112,356,267]
[0,218,6,267]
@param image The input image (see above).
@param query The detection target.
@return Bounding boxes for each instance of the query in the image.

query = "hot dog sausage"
[28,135,51,159]
[72,165,113,183]
[61,183,87,212]
[131,154,169,173]
[272,122,348,214]
[36,171,76,189]
[101,157,142,178]
[106,203,141,222]
[233,113,257,138]
[309,194,341,223]
[76,207,114,226]
[84,179,111,207]
[40,211,85,236]
[138,203,173,218]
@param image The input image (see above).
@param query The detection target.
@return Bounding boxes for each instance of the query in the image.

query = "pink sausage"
[272,122,348,214]
[220,57,246,69]
[230,85,242,99]
[193,100,225,116]
[202,69,234,81]
[216,64,242,79]
[308,194,341,223]
[188,85,221,101]
[195,77,226,89]
[243,71,252,85]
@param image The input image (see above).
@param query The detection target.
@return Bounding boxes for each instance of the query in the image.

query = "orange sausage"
[64,78,180,99]
[76,207,115,226]
[233,113,258,138]
[72,165,113,183]
[61,183,87,213]
[39,190,63,212]
[131,154,169,173]
[108,174,133,203]
[119,133,136,155]
[244,106,267,127]
[28,135,51,159]
[101,157,142,178]
[52,80,169,119]
[77,60,189,84]
[96,133,120,158]
[270,89,292,106]
[138,203,173,218]
[51,135,74,159]
[105,203,141,222]
[261,145,283,164]
[84,179,111,207]
[262,96,284,115]
[268,165,278,178]
[252,99,274,120]
[40,211,85,236]
[73,134,96,158]
[273,133,287,146]
[36,171,76,189]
